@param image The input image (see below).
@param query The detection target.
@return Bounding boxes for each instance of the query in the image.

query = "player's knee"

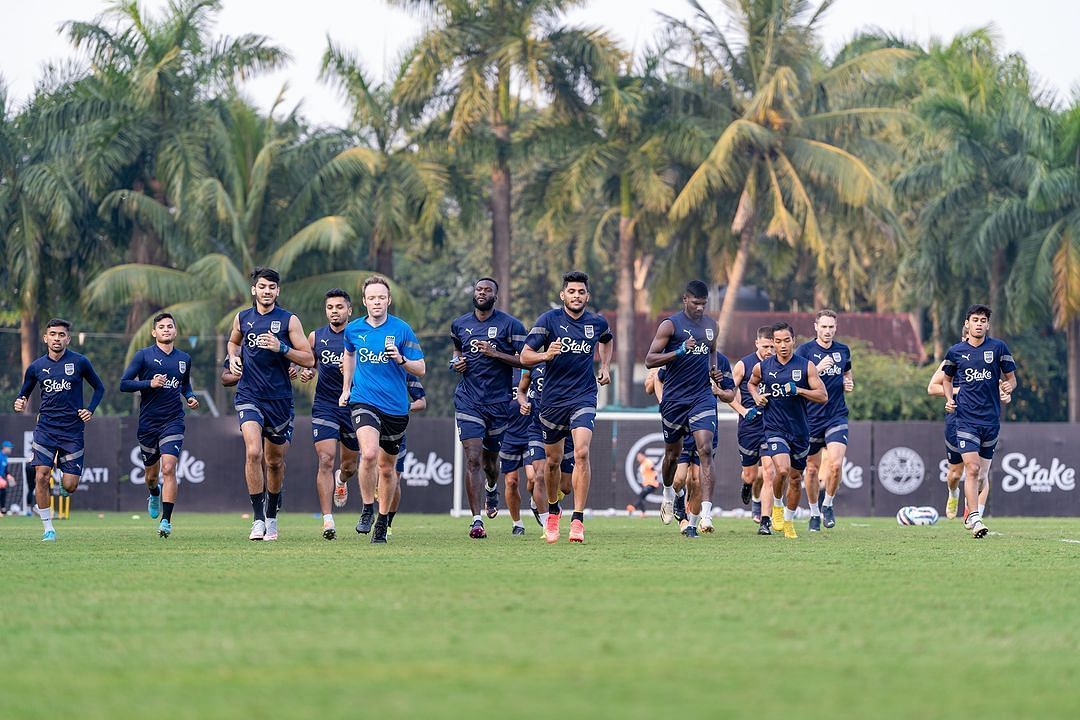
[359,445,379,464]
[265,457,285,474]
[160,458,177,478]
[573,446,590,464]
[341,459,358,477]
[244,446,263,465]
[505,474,519,494]
[964,460,980,479]
[316,451,335,469]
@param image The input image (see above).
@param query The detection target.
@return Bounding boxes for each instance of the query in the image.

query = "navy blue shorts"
[944,414,962,465]
[809,418,849,456]
[312,405,358,451]
[955,422,998,461]
[678,430,719,466]
[499,439,530,474]
[761,432,810,472]
[737,420,764,468]
[31,426,85,476]
[538,404,595,445]
[455,402,510,452]
[396,436,408,474]
[235,396,294,445]
[527,418,575,474]
[660,396,717,445]
[137,419,185,466]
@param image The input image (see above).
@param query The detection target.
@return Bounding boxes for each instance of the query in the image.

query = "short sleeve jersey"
[758,355,813,438]
[738,352,765,408]
[237,306,296,401]
[942,337,1016,426]
[343,314,424,415]
[450,309,527,406]
[795,340,851,423]
[524,308,612,409]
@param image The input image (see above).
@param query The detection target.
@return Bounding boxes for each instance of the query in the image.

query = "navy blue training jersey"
[407,374,426,406]
[524,308,612,409]
[119,345,194,426]
[657,312,718,405]
[795,339,851,423]
[758,354,813,437]
[313,325,347,409]
[942,337,1016,426]
[237,305,296,400]
[525,363,546,406]
[715,351,735,392]
[738,352,765,408]
[450,309,527,406]
[19,350,105,434]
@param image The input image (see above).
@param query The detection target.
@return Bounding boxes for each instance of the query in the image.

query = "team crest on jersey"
[983,350,994,364]
[270,321,282,334]
[179,361,187,373]
[64,363,75,376]
[584,325,595,339]
[832,352,841,362]
[706,328,714,341]
[792,369,803,382]
[487,326,497,339]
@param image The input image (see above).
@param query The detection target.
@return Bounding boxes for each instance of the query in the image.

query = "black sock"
[387,511,396,527]
[250,493,266,521]
[572,511,584,523]
[266,492,280,519]
[148,486,161,497]
[376,512,388,526]
[162,502,174,522]
[363,502,375,515]
[548,502,561,515]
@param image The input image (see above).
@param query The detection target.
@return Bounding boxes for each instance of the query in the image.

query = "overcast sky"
[2,0,1076,127]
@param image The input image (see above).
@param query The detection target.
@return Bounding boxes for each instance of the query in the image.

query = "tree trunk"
[126,179,165,336]
[716,221,755,351]
[930,302,944,362]
[214,333,227,415]
[373,231,394,279]
[491,68,513,312]
[1068,317,1080,423]
[990,249,1006,310]
[20,310,39,411]
[615,174,635,407]
[633,253,653,314]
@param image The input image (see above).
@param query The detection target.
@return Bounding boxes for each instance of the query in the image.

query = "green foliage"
[843,341,941,421]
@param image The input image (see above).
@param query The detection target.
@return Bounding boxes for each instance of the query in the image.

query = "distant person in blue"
[226,267,315,542]
[521,271,613,544]
[942,304,1018,539]
[0,440,14,515]
[298,289,358,541]
[795,310,854,532]
[645,281,729,537]
[747,322,827,539]
[728,326,774,526]
[119,312,199,538]
[12,318,105,542]
[339,275,426,545]
[449,277,526,539]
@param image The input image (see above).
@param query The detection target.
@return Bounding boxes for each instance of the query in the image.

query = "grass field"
[2,511,1078,719]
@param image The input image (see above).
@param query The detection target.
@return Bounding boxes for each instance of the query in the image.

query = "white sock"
[809,502,821,517]
[823,493,835,507]
[783,507,794,522]
[529,498,537,510]
[322,514,334,525]
[688,513,699,528]
[773,495,784,506]
[701,501,713,518]
[539,512,549,525]
[752,494,761,503]
[36,505,54,531]
[949,487,960,499]
[485,482,496,492]
[978,504,986,515]
[473,514,482,523]
[967,510,981,525]
[513,520,524,528]
[675,487,685,498]
[662,485,675,503]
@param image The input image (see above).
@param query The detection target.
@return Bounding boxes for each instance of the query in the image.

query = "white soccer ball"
[896,506,939,526]
[8,503,20,515]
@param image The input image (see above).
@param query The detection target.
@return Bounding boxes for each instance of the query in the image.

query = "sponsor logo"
[559,324,570,333]
[270,321,281,334]
[42,379,73,393]
[245,333,259,348]
[584,325,594,339]
[961,353,971,361]
[129,446,205,485]
[320,349,344,367]
[983,350,994,364]
[559,339,594,355]
[768,371,778,378]
[64,363,75,376]
[877,446,925,495]
[400,451,453,487]
[792,370,802,382]
[246,321,255,330]
[358,334,367,343]
[963,368,993,383]
[160,377,180,389]
[179,361,186,373]
[153,358,163,366]
[320,338,329,345]
[464,327,474,335]
[1001,452,1076,493]
[355,348,390,364]
[487,326,497,339]
[814,353,822,359]
[40,368,51,375]
[624,433,666,503]
[841,458,864,489]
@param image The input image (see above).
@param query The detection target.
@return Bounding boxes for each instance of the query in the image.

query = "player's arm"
[747,362,767,407]
[227,314,244,375]
[119,352,150,393]
[180,358,199,409]
[339,349,356,406]
[276,315,315,368]
[799,362,828,404]
[728,360,748,414]
[520,321,553,367]
[517,370,532,414]
[81,359,106,421]
[596,333,613,386]
[1000,370,1017,395]
[298,331,317,382]
[711,354,736,403]
[385,329,426,378]
[13,365,38,412]
[941,352,958,410]
[476,341,524,368]
[644,320,678,369]
[927,362,947,397]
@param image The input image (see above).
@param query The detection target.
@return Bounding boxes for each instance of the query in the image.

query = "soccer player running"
[519,363,574,526]
[795,310,854,532]
[449,277,527,539]
[298,289,359,540]
[227,267,315,541]
[338,275,426,544]
[521,271,613,544]
[385,374,427,538]
[941,304,1017,538]
[12,318,105,542]
[497,373,532,535]
[119,313,199,538]
[729,326,775,529]
[748,322,828,539]
[645,281,726,535]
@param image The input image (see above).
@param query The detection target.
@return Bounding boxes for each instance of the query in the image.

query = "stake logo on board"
[624,432,666,502]
[1000,452,1076,493]
[399,451,453,487]
[128,446,206,485]
[876,446,925,495]
[840,458,864,489]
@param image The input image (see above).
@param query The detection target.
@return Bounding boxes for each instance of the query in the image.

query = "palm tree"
[390,0,622,310]
[666,0,908,348]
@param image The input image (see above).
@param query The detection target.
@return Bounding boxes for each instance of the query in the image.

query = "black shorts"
[350,402,409,456]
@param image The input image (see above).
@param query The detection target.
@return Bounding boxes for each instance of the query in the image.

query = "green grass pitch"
[2,512,1078,719]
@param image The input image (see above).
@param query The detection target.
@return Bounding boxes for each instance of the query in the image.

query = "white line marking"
[850,523,870,527]
[1061,539,1080,544]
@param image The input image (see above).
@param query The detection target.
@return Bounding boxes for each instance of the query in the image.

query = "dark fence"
[1,416,1076,516]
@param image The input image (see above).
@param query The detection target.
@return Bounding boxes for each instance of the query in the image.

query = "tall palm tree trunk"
[716,222,754,351]
[930,302,945,362]
[1069,318,1080,423]
[19,309,39,410]
[373,230,394,278]
[615,175,635,406]
[491,68,513,311]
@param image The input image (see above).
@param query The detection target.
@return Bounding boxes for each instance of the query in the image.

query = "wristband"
[397,356,407,366]
[278,341,290,356]
[675,342,687,357]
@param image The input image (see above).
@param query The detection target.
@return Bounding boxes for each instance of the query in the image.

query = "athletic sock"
[773,495,784,506]
[387,511,396,527]
[363,502,375,515]
[783,507,794,522]
[978,504,986,515]
[571,511,584,523]
[322,513,334,525]
[675,487,685,498]
[162,502,174,522]
[484,482,496,493]
[249,493,266,521]
[809,502,821,517]
[662,485,675,503]
[148,485,161,497]
[823,493,835,507]
[529,498,537,510]
[513,520,524,528]
[265,492,280,519]
[548,502,561,516]
[701,501,713,518]
[472,514,482,524]
[376,513,388,526]
[36,505,54,532]
[967,510,982,525]
[688,513,699,528]
[752,494,761,503]
[539,512,549,525]
[949,487,960,499]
